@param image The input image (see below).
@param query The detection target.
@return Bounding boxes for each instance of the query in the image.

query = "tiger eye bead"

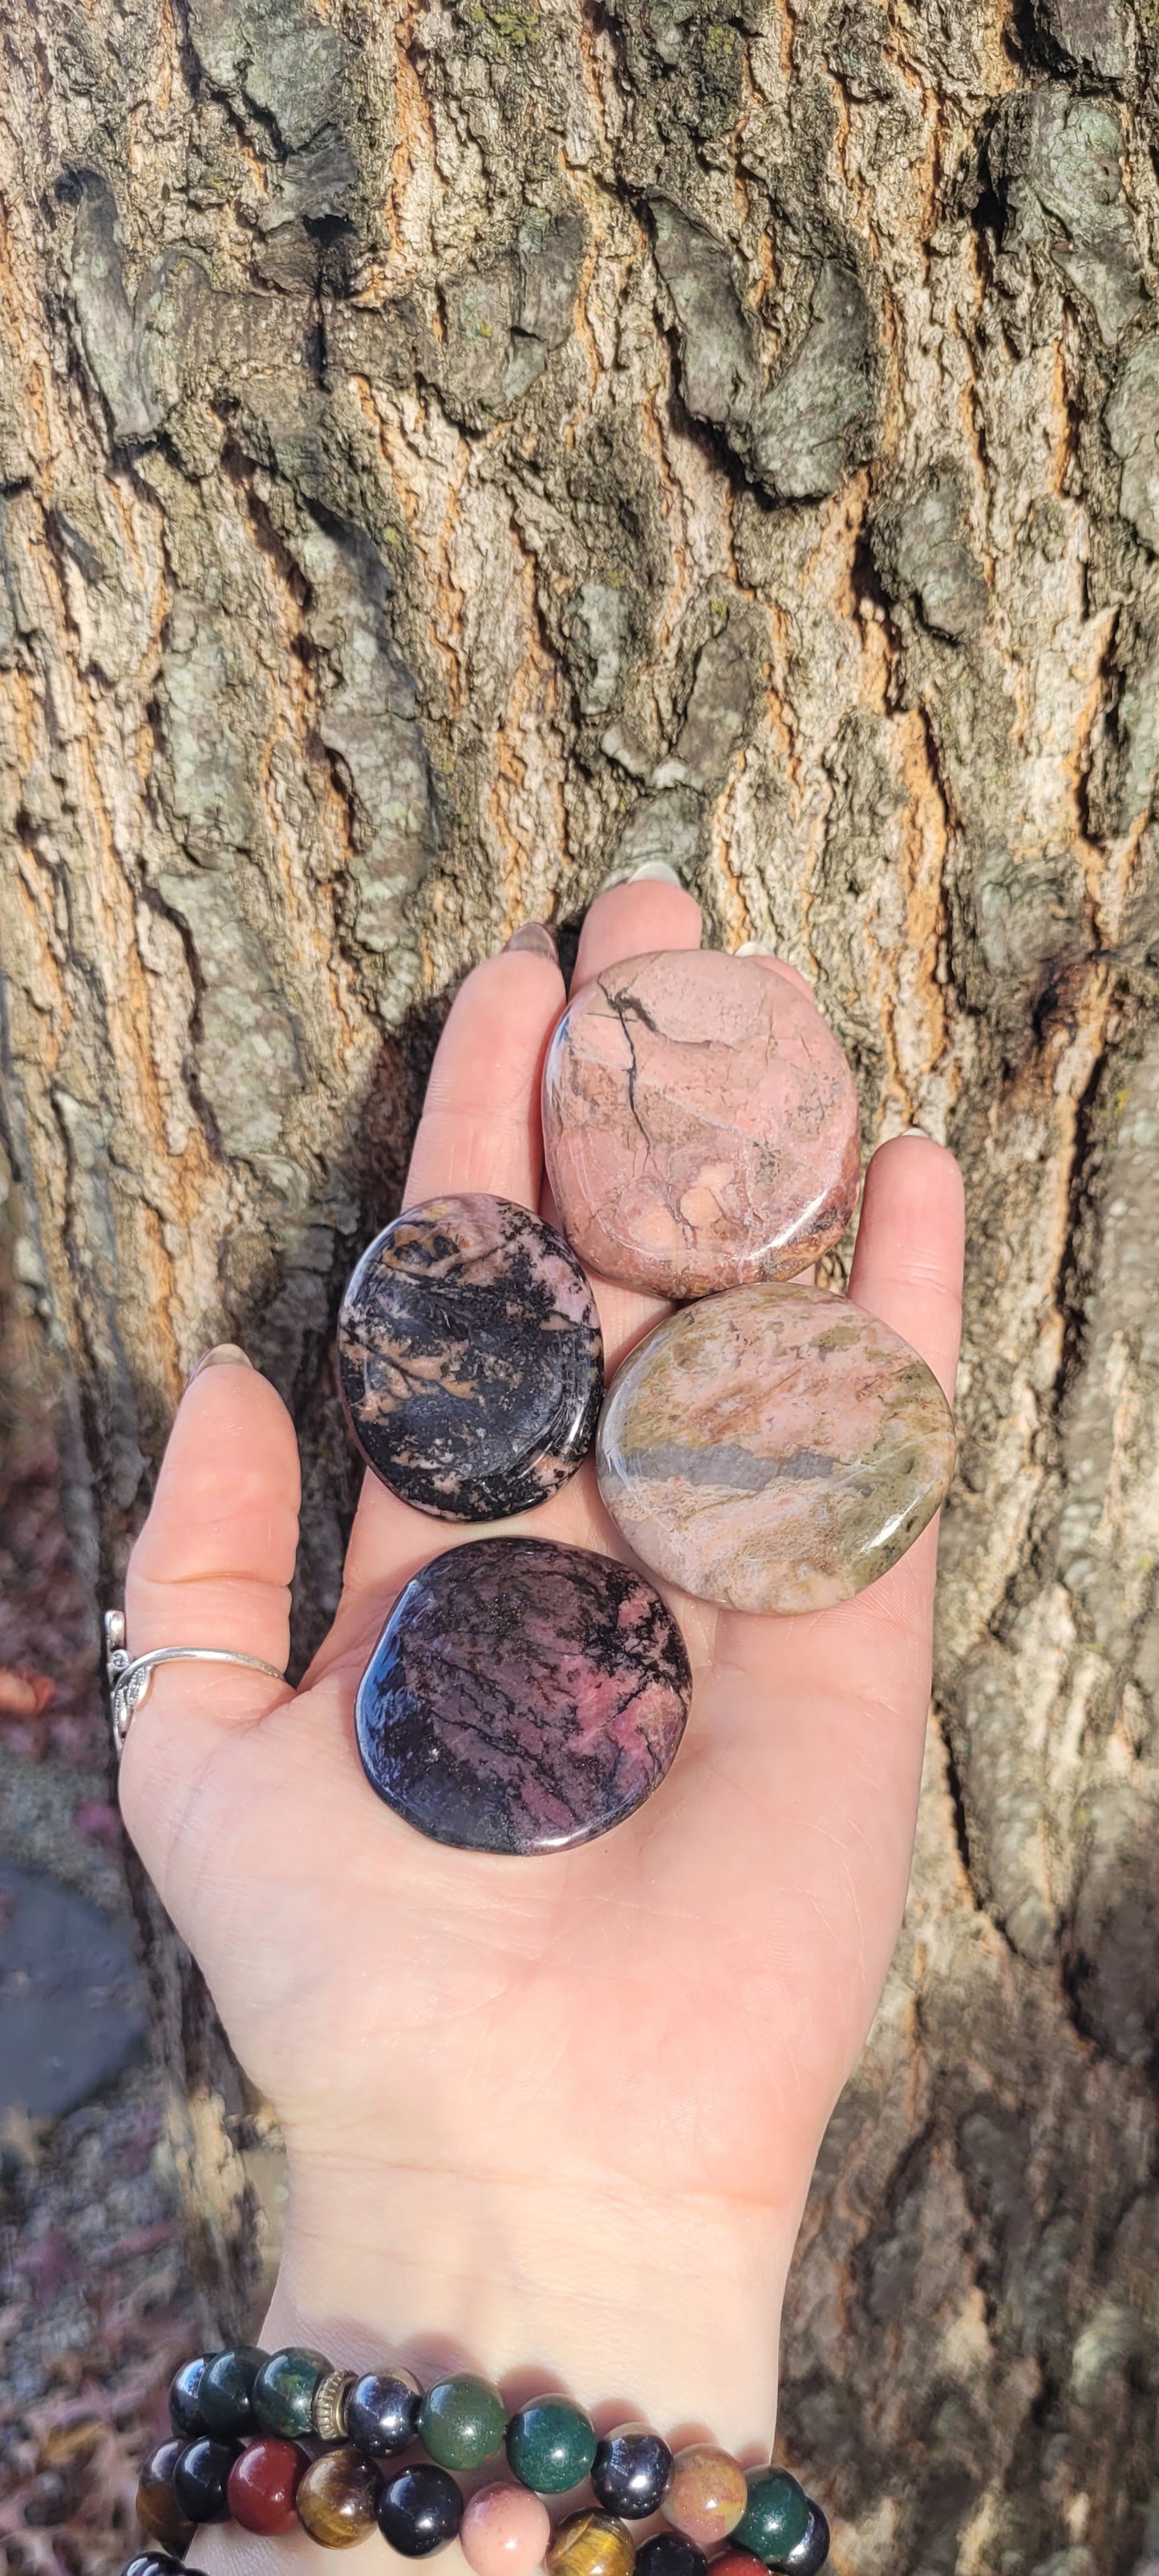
[663,2448,747,2550]
[378,2464,464,2556]
[253,2346,330,2438]
[296,2446,381,2548]
[228,2437,306,2536]
[591,2426,672,2519]
[168,2355,213,2438]
[200,2346,268,2437]
[347,2366,423,2457]
[506,2395,597,2494]
[419,2375,507,2471]
[546,2509,636,2576]
[731,2469,810,2566]
[136,2440,195,2554]
[172,2436,241,2525]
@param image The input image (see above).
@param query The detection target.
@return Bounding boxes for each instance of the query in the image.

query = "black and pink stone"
[355,1535,693,1854]
[337,1195,603,1523]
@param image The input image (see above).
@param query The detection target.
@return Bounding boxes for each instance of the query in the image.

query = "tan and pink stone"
[541,949,861,1299]
[596,1284,955,1614]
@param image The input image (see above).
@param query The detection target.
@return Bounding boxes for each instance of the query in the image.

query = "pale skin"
[119,878,965,2569]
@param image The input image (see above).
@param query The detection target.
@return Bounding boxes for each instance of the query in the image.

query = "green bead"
[419,2374,507,2471]
[252,2346,330,2437]
[731,2469,810,2566]
[198,2346,267,2437]
[506,2395,598,2494]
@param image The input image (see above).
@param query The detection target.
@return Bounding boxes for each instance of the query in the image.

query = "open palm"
[120,874,963,2452]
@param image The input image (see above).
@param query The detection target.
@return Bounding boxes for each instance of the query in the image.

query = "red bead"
[228,2438,306,2535]
[712,2555,765,2576]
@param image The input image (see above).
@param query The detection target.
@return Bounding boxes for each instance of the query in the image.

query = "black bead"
[635,2539,708,2576]
[347,2367,423,2458]
[377,2465,464,2556]
[591,2424,673,2519]
[780,2503,830,2574]
[199,2346,268,2438]
[124,2556,184,2576]
[172,2438,241,2524]
[168,2355,213,2438]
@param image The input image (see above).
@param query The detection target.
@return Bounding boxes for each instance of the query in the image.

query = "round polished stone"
[356,1536,691,1856]
[542,949,860,1299]
[125,2554,184,2576]
[378,2464,464,2555]
[338,1195,603,1521]
[168,2354,213,2438]
[460,2482,553,2576]
[591,2425,672,2518]
[172,2437,241,2525]
[547,2510,635,2576]
[662,2447,748,2550]
[780,2505,829,2574]
[346,2365,423,2456]
[419,2373,507,2470]
[136,2440,195,2555]
[731,2470,811,2565]
[297,2446,381,2548]
[199,2344,268,2437]
[598,1284,955,1615]
[634,2538,707,2576]
[253,2345,330,2437]
[228,2438,306,2535]
[506,2394,598,2493]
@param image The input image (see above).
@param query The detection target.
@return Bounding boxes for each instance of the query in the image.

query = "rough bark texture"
[3,0,1159,2563]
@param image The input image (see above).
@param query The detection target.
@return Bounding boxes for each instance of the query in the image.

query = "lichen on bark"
[3,0,1159,2562]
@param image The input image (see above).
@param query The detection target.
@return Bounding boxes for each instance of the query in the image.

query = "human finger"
[569,870,702,992]
[404,936,565,1209]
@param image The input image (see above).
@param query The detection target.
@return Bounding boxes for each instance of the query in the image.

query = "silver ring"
[104,1610,286,1756]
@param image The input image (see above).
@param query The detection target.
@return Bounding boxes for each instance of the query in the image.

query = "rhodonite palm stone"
[338,1195,602,1520]
[541,949,860,1298]
[355,1535,691,1853]
[597,1284,955,1614]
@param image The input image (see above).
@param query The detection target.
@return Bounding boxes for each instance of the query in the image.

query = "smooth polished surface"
[506,2394,598,2493]
[172,2438,239,2525]
[591,2426,673,2519]
[731,2471,811,2565]
[378,2466,464,2556]
[418,2374,507,2470]
[634,2539,707,2576]
[338,1195,603,1520]
[136,2441,195,2555]
[460,2482,553,2576]
[662,2448,748,2550]
[346,2366,423,2456]
[598,1284,956,1614]
[199,2346,267,2438]
[780,2505,830,2574]
[546,2511,636,2576]
[168,2356,211,2438]
[356,1537,692,1855]
[296,2447,380,2548]
[542,950,860,1298]
[227,2439,306,2536]
[253,2347,330,2438]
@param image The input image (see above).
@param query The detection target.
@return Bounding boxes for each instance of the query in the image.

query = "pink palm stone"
[541,948,861,1299]
[461,2485,553,2576]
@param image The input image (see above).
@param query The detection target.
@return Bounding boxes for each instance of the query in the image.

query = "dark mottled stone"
[338,1194,603,1521]
[780,2504,830,2574]
[592,2426,673,2518]
[355,1535,691,1856]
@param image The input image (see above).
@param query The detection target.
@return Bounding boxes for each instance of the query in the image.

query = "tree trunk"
[3,0,1159,2561]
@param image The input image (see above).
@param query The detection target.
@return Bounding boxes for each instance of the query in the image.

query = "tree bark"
[3,0,1159,2562]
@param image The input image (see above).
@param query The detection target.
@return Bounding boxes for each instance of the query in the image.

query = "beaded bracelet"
[127,2345,829,2574]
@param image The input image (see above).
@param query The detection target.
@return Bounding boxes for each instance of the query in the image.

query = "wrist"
[261,2152,805,2452]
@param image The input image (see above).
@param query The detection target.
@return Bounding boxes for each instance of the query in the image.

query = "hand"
[119,878,963,2462]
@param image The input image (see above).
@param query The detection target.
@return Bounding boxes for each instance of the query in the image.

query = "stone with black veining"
[338,1194,603,1521]
[597,1284,955,1615]
[541,950,861,1299]
[355,1535,692,1854]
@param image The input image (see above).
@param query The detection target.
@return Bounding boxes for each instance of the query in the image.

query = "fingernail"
[187,1343,253,1385]
[894,1126,938,1143]
[735,939,772,955]
[601,859,684,891]
[503,921,558,959]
